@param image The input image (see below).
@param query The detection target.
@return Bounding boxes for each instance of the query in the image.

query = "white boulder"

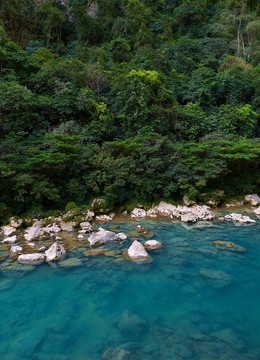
[2,235,17,244]
[18,253,45,265]
[2,225,16,237]
[87,227,117,247]
[11,245,23,254]
[181,213,198,223]
[96,215,113,222]
[131,208,147,219]
[79,221,92,231]
[45,242,66,262]
[24,226,47,241]
[254,206,260,215]
[59,221,77,232]
[157,202,177,217]
[225,213,256,224]
[245,194,260,206]
[127,240,150,262]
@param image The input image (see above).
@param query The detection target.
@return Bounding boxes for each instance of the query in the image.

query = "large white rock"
[44,225,61,233]
[131,208,147,219]
[79,221,92,231]
[2,225,16,237]
[127,240,150,262]
[18,253,45,265]
[88,227,117,247]
[11,245,23,254]
[2,235,17,244]
[245,194,260,206]
[45,242,66,262]
[146,207,158,218]
[24,226,47,241]
[157,202,177,217]
[59,221,77,232]
[254,206,260,215]
[191,205,215,221]
[225,213,256,224]
[181,213,198,223]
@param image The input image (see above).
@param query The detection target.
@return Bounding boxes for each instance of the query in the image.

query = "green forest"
[0,0,260,217]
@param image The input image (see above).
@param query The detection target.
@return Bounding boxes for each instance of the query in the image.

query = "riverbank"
[0,195,259,273]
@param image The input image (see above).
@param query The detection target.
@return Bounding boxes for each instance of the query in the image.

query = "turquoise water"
[0,219,260,360]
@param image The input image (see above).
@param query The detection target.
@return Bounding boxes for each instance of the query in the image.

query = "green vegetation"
[0,0,259,215]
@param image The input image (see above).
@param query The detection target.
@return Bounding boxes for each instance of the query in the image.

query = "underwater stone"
[117,310,146,336]
[174,345,193,359]
[213,241,246,252]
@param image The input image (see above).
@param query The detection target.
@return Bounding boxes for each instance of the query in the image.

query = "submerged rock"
[102,347,135,360]
[245,194,260,206]
[84,249,106,256]
[127,240,150,262]
[18,253,45,265]
[59,258,82,268]
[87,227,117,247]
[2,235,17,244]
[45,242,66,262]
[199,268,232,288]
[131,208,147,219]
[144,240,162,250]
[224,213,256,224]
[211,327,245,350]
[117,310,146,336]
[213,241,246,252]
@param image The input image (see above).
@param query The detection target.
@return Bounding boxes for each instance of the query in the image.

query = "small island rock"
[45,242,66,262]
[127,240,150,262]
[144,240,162,250]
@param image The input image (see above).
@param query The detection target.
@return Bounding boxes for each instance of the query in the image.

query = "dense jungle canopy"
[0,0,260,216]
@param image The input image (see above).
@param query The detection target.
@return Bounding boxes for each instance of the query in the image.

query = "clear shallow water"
[0,219,260,360]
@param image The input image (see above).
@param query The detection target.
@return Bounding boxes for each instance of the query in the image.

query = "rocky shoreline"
[0,195,259,272]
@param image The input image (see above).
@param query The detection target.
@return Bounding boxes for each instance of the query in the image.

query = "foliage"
[0,0,259,214]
